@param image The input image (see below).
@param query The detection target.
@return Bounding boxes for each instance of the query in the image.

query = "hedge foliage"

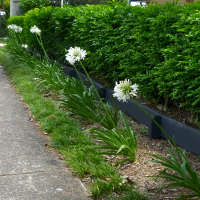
[19,0,52,13]
[8,2,200,117]
[19,0,107,14]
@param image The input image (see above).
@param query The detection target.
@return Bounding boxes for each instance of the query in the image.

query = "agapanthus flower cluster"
[21,44,28,48]
[113,79,138,102]
[30,25,41,35]
[7,24,22,33]
[65,47,87,65]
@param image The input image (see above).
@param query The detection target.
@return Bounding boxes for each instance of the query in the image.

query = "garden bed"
[24,87,200,199]
[74,115,200,200]
[117,130,200,200]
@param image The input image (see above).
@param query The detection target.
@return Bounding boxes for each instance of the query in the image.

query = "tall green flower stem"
[35,34,49,63]
[73,64,85,87]
[8,30,21,46]
[76,61,137,163]
[79,61,117,129]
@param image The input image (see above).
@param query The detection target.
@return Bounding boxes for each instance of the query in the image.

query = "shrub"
[7,2,200,120]
[7,15,25,27]
[19,0,52,13]
[67,0,107,6]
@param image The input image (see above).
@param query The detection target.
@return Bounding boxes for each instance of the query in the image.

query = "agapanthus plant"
[30,25,49,62]
[113,79,138,102]
[8,24,23,33]
[7,24,24,55]
[65,47,137,163]
[29,26,68,92]
[113,79,200,199]
[65,47,87,65]
[30,25,41,35]
[65,47,118,128]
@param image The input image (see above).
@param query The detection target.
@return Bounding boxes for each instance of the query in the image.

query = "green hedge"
[7,15,25,27]
[19,0,52,13]
[7,3,200,118]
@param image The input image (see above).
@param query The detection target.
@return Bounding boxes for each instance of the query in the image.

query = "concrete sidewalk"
[0,65,89,200]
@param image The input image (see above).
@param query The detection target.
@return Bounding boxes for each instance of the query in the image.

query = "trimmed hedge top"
[8,2,200,119]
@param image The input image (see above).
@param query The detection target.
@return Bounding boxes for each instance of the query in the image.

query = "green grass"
[0,46,148,200]
[105,189,148,200]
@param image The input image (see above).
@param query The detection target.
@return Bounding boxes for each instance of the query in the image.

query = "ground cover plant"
[7,2,200,125]
[3,20,200,199]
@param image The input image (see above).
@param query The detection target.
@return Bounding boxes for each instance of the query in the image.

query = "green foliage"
[91,177,126,198]
[19,0,52,13]
[22,6,69,59]
[67,0,107,6]
[60,81,99,119]
[149,145,200,199]
[59,73,119,130]
[90,110,137,163]
[7,15,25,27]
[7,2,200,121]
[105,188,148,200]
[64,147,119,178]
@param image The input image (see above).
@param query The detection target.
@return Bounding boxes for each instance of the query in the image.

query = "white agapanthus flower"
[7,24,22,33]
[65,47,87,65]
[113,79,138,102]
[8,24,14,31]
[7,24,16,30]
[22,44,28,48]
[15,26,22,33]
[7,24,13,29]
[30,25,41,35]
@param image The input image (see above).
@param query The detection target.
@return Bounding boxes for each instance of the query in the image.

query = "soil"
[115,120,200,199]
[79,116,200,200]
